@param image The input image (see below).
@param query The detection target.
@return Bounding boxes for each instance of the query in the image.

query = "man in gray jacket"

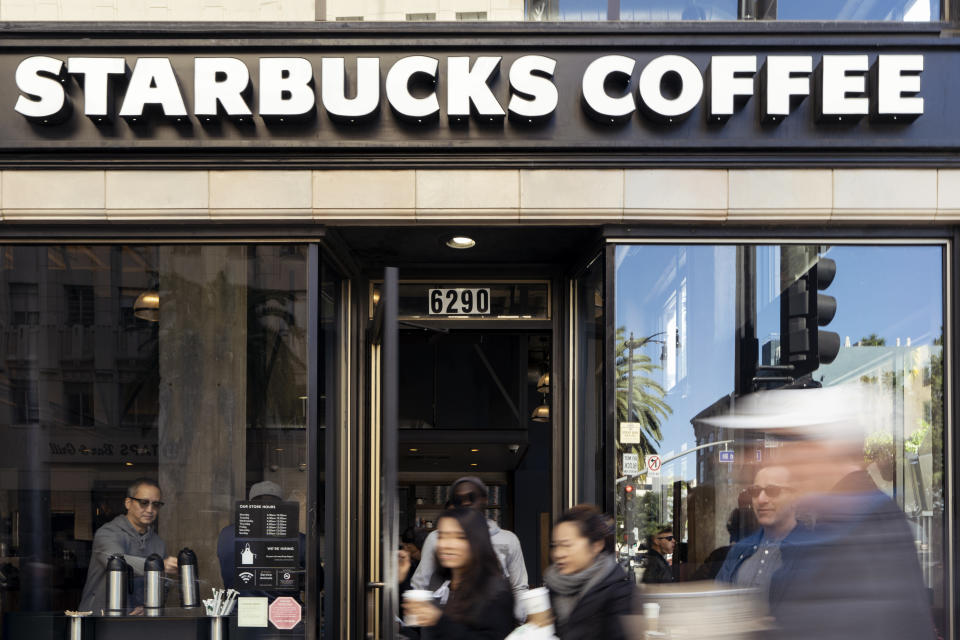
[79,478,177,613]
[411,477,528,619]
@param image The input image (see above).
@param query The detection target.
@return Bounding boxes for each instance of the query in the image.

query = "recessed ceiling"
[335,226,598,269]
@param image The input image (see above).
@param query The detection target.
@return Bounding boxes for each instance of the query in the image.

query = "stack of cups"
[519,587,552,621]
[402,590,434,627]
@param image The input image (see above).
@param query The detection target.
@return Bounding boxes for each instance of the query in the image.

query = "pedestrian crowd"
[398,385,937,640]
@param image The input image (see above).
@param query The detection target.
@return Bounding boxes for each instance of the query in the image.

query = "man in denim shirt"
[717,465,801,594]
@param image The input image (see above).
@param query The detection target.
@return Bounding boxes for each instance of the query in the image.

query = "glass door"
[366,267,399,640]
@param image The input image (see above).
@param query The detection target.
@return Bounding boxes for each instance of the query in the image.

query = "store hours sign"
[0,30,955,159]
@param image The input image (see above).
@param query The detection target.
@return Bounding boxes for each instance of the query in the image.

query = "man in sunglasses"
[641,527,676,583]
[716,465,802,592]
[79,478,177,613]
[410,476,529,620]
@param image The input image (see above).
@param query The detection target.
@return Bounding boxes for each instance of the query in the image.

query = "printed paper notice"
[237,597,269,628]
[620,422,642,444]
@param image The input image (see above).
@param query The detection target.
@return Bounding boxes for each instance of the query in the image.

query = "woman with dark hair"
[543,505,636,640]
[403,507,516,640]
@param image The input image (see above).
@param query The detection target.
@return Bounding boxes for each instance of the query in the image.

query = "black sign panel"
[1,27,959,164]
[233,500,301,592]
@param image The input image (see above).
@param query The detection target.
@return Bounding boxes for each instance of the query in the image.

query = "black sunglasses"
[746,484,793,499]
[451,491,480,506]
[656,535,675,542]
[128,496,165,509]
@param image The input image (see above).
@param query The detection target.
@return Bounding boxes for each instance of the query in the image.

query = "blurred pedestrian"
[402,507,516,640]
[640,527,674,584]
[400,527,429,594]
[699,385,936,640]
[543,505,636,640]
[716,465,805,594]
[412,477,528,619]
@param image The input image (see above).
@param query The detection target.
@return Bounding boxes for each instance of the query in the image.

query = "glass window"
[0,244,319,638]
[613,243,946,637]
[326,0,938,20]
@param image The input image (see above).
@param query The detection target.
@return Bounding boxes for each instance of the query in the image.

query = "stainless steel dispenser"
[177,547,199,608]
[144,553,164,613]
[105,554,131,616]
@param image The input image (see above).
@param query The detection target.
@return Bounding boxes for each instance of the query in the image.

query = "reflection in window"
[614,243,945,636]
[619,0,737,20]
[0,245,315,638]
[9,283,39,326]
[324,0,935,20]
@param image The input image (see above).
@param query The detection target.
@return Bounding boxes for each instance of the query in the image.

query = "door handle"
[366,582,385,589]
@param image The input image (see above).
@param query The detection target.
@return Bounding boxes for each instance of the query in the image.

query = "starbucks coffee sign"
[15,53,923,125]
[0,28,953,162]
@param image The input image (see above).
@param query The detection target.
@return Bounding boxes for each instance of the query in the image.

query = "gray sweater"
[79,515,167,613]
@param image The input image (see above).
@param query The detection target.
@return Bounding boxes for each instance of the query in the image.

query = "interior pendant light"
[133,290,160,322]
[531,402,550,422]
[536,372,550,394]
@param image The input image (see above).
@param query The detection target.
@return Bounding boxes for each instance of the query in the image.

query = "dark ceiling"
[334,226,600,272]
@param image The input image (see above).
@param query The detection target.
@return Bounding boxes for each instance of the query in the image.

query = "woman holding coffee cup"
[402,507,516,639]
[543,505,636,640]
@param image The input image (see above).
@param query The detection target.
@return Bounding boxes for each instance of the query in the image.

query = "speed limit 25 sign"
[428,288,491,315]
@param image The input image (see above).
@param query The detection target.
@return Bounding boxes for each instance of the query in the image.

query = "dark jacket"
[767,471,936,640]
[424,577,515,640]
[552,562,636,640]
[640,549,673,584]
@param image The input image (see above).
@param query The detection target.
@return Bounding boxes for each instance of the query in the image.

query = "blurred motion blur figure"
[544,505,635,640]
[700,385,936,640]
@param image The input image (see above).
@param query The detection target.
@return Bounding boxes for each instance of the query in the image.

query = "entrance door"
[366,266,399,640]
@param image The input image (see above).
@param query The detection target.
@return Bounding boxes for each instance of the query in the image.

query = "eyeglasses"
[655,535,675,542]
[746,484,793,499]
[451,492,479,507]
[128,497,165,509]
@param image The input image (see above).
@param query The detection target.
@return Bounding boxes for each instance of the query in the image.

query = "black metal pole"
[381,266,399,640]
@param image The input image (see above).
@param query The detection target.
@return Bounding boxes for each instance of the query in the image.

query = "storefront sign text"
[15,53,923,126]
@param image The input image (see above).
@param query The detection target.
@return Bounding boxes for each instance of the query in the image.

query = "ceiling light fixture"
[531,403,550,422]
[133,290,160,322]
[536,372,550,394]
[445,236,476,249]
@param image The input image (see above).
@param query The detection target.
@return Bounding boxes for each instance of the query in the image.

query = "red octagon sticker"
[269,597,302,630]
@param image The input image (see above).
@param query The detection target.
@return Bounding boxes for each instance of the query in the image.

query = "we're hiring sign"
[0,31,952,158]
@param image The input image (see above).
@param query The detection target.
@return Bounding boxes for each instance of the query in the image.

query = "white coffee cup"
[402,589,434,626]
[643,602,660,619]
[519,587,552,616]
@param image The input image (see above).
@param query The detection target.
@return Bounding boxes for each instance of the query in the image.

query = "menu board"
[234,501,302,591]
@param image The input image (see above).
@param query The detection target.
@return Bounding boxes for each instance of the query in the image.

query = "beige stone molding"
[0,168,955,223]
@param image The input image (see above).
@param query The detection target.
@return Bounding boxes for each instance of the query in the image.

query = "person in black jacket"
[640,527,675,584]
[543,505,636,640]
[402,507,516,640]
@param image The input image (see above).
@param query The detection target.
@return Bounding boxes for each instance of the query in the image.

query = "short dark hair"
[127,477,161,499]
[647,525,673,547]
[556,504,615,553]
